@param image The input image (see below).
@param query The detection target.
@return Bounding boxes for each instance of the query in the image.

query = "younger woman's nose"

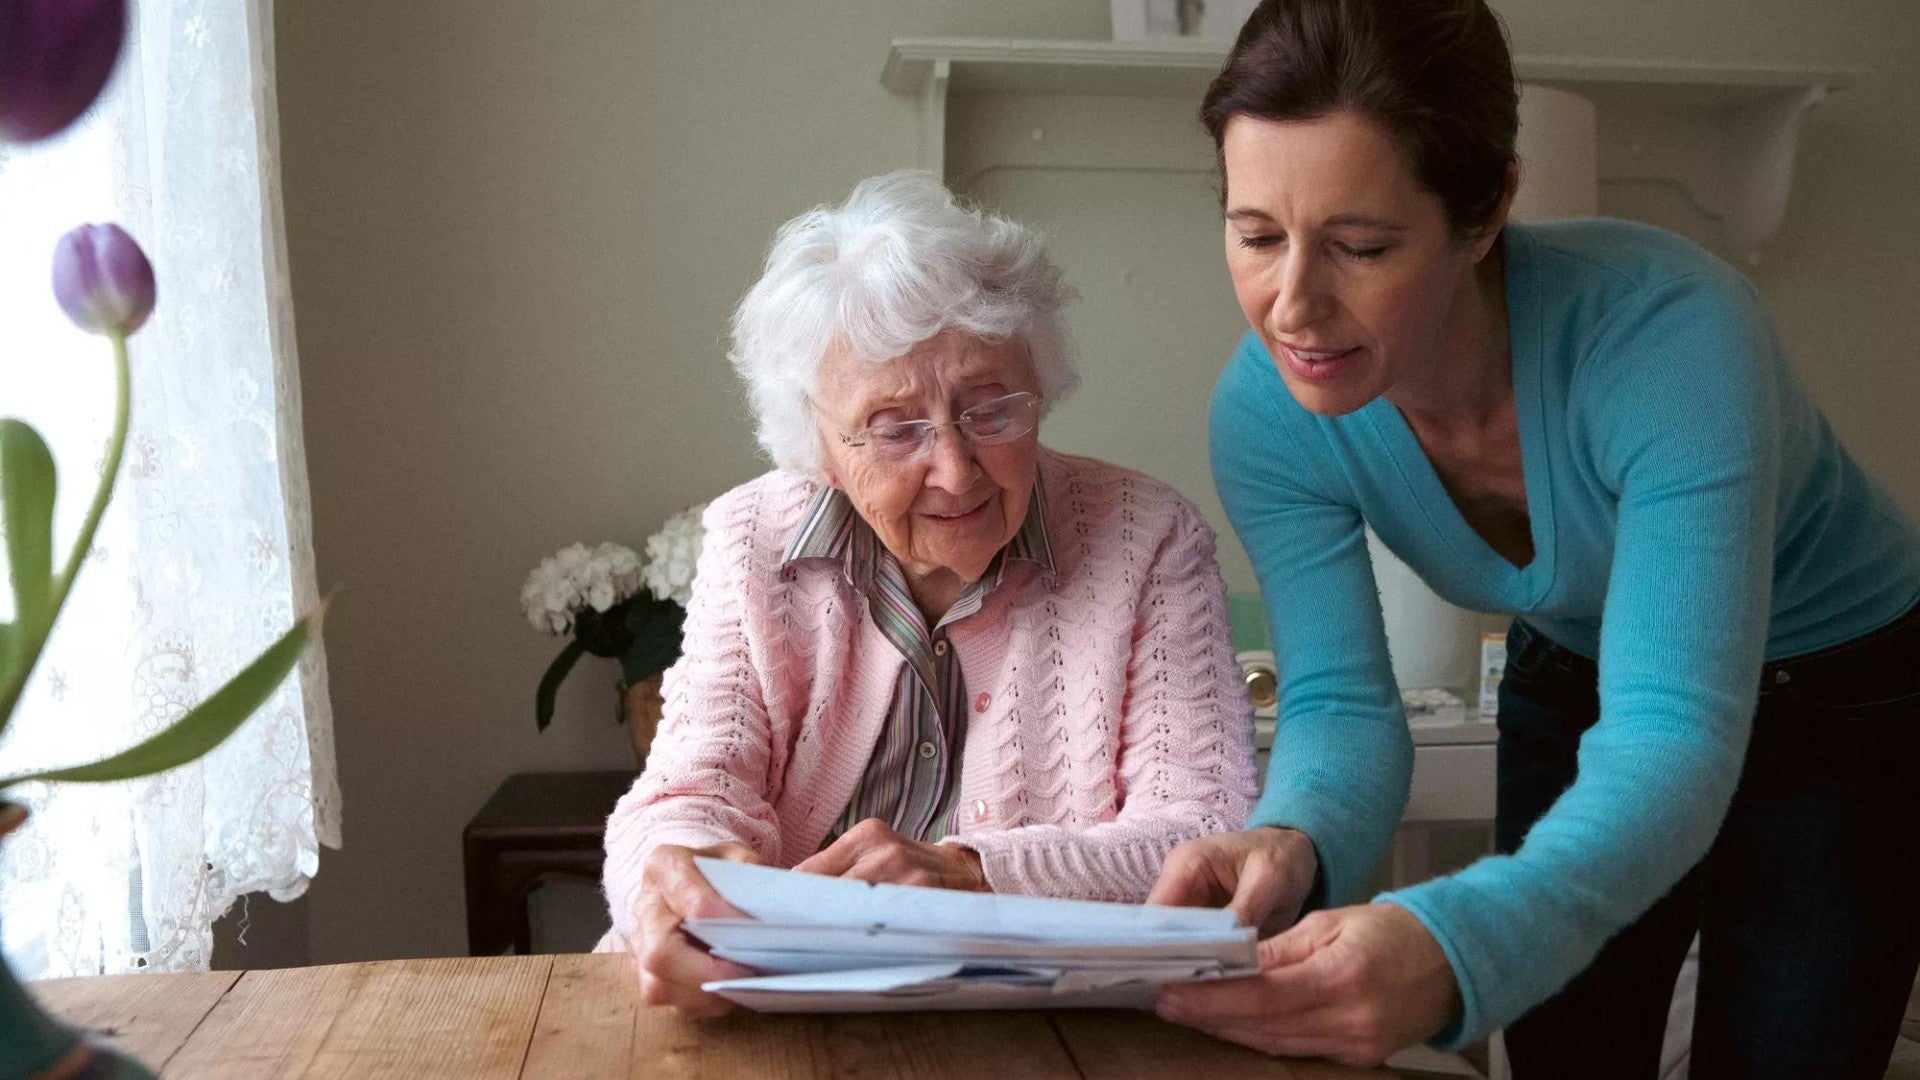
[1269,252,1329,337]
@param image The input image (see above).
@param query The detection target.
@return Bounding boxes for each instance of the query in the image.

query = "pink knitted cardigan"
[599,449,1257,951]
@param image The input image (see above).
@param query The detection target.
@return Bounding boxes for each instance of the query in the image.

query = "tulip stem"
[49,333,130,612]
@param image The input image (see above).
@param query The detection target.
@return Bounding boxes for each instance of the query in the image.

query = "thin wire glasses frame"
[831,390,1044,462]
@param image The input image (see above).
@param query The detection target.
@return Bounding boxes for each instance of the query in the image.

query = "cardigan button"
[973,692,991,713]
[971,799,989,822]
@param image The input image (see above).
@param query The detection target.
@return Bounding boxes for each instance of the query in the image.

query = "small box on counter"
[1479,631,1507,719]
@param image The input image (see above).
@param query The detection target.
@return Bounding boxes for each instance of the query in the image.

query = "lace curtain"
[0,0,337,978]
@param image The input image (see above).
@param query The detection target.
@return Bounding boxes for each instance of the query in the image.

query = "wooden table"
[32,954,1475,1079]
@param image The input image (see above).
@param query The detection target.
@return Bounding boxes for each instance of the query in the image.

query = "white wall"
[272,0,1919,964]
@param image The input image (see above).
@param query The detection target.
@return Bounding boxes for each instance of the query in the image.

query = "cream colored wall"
[1495,0,1920,514]
[274,1,1918,964]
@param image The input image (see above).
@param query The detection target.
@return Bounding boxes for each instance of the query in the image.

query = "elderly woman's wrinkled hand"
[792,818,989,891]
[1155,903,1460,1066]
[1147,826,1320,934]
[632,842,760,1018]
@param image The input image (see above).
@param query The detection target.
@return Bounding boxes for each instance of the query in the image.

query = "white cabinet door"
[1406,744,1498,824]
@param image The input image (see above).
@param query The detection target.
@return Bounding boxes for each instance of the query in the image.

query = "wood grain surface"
[33,954,1471,1079]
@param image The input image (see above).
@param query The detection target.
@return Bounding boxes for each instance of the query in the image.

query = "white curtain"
[0,0,336,978]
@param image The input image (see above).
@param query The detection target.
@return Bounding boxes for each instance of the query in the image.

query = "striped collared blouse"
[781,478,1054,845]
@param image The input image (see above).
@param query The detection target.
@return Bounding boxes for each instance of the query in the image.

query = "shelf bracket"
[1705,86,1828,258]
[916,59,950,176]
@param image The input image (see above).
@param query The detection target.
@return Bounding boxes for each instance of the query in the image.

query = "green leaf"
[1,420,57,635]
[1,421,58,735]
[535,638,589,731]
[0,606,320,788]
[571,603,629,660]
[618,594,684,687]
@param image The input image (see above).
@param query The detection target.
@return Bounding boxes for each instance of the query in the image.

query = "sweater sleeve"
[1378,273,1780,1049]
[601,494,784,946]
[945,497,1261,902]
[1211,336,1414,908]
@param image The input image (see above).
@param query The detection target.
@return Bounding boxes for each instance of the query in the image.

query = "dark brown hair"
[1201,0,1519,236]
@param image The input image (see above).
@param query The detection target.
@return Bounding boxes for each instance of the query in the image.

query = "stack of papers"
[686,857,1257,1012]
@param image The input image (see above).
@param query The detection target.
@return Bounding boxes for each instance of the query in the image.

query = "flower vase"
[618,675,664,769]
[0,803,157,1080]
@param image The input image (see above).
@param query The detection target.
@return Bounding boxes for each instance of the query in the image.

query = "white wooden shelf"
[882,37,1863,256]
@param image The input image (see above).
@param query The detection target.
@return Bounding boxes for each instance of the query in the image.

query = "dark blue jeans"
[1496,603,1920,1080]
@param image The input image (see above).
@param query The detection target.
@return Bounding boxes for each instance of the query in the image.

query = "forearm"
[603,681,784,941]
[1210,357,1412,907]
[602,784,780,944]
[952,788,1250,902]
[970,731,1264,902]
[1249,703,1412,908]
[1380,713,1743,1048]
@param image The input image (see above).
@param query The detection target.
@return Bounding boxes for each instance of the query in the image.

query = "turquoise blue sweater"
[1211,218,1920,1048]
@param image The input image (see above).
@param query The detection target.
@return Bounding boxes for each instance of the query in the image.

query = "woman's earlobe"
[1473,221,1507,263]
[814,437,845,489]
[1470,182,1520,262]
[1478,162,1523,257]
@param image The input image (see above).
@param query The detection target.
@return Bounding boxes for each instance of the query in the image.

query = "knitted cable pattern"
[600,448,1257,948]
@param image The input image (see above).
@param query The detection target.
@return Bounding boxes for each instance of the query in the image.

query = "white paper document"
[687,858,1257,1012]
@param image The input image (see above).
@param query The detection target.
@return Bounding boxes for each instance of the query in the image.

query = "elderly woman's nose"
[923,426,979,492]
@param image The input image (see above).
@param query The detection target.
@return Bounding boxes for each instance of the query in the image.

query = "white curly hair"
[728,170,1079,477]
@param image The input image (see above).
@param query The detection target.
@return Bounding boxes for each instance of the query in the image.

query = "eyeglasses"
[834,391,1042,463]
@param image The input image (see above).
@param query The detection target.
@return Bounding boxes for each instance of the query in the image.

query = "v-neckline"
[1365,228,1556,611]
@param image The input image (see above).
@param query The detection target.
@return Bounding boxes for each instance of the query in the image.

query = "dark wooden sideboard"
[461,770,636,955]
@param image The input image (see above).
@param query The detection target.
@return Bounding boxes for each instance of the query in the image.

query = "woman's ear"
[1466,162,1521,263]
[815,440,845,491]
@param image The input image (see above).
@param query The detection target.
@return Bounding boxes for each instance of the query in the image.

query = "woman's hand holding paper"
[1147,826,1320,935]
[633,841,761,1017]
[1155,903,1459,1066]
[794,818,988,891]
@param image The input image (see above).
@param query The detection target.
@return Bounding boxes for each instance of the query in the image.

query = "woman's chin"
[1288,385,1376,418]
[1277,367,1380,417]
[915,539,1002,586]
[931,545,999,583]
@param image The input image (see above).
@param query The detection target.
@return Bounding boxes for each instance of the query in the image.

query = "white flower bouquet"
[521,503,707,730]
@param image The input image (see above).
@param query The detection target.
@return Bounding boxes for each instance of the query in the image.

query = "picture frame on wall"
[1110,0,1261,41]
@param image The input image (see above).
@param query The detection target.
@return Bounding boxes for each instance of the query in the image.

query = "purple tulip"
[53,223,155,336]
[0,0,127,143]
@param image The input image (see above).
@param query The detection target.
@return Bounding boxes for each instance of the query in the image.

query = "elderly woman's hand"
[632,842,761,1018]
[792,818,989,891]
[1155,903,1460,1066]
[1147,826,1320,934]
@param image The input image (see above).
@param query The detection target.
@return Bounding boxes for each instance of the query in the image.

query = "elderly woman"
[597,170,1258,1016]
